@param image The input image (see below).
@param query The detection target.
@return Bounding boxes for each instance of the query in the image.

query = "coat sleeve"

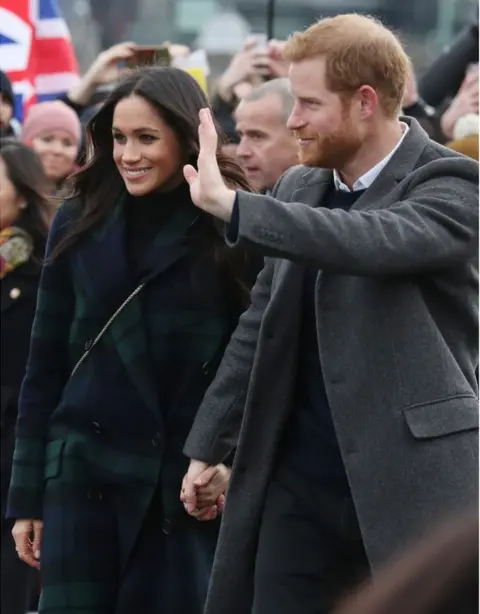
[184,259,274,465]
[229,157,479,275]
[6,205,76,520]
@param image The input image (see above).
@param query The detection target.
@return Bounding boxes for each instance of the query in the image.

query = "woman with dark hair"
[6,67,255,614]
[0,139,51,614]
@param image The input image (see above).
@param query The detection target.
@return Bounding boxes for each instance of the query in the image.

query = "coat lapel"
[74,196,201,422]
[269,171,333,341]
[351,116,431,212]
[290,167,333,213]
[107,202,201,421]
[73,197,133,314]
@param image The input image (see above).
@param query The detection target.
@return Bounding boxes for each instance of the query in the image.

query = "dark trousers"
[251,469,370,614]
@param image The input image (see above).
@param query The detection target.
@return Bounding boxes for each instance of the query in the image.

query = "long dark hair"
[49,67,254,304]
[0,138,51,261]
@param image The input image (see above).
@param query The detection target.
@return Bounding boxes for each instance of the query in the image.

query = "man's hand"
[12,519,43,570]
[195,464,231,510]
[181,460,230,521]
[183,108,236,222]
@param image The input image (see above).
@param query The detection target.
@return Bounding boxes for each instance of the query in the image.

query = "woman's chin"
[123,180,156,196]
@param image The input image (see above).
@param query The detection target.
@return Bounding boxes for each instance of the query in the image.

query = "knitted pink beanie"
[22,100,82,149]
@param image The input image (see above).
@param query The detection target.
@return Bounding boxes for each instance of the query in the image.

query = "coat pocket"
[44,440,66,480]
[402,394,479,440]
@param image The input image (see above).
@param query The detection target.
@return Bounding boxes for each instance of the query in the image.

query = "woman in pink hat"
[21,101,82,197]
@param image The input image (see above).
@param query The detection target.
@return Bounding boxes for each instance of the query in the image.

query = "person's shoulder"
[416,139,479,181]
[52,198,82,227]
[402,136,478,200]
[272,165,330,199]
[48,198,83,247]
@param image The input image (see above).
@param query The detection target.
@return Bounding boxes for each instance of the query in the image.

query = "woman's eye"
[140,134,156,143]
[113,134,126,143]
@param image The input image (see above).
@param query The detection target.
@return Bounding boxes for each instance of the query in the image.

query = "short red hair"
[284,13,410,118]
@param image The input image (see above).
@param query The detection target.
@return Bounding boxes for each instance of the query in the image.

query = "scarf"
[0,226,34,279]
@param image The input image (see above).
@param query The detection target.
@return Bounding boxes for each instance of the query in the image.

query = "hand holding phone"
[126,46,172,68]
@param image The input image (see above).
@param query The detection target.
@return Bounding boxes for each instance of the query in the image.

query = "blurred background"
[60,0,478,76]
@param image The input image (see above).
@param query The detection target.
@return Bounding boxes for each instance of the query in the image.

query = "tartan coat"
[6,193,248,614]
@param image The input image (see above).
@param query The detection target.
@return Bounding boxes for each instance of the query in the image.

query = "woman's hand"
[12,519,43,569]
[194,464,231,510]
[181,461,231,521]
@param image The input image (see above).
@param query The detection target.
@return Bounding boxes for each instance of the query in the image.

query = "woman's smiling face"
[112,94,185,196]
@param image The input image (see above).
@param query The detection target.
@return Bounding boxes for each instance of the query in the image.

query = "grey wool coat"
[184,117,479,614]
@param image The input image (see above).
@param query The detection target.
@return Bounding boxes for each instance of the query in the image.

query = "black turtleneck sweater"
[125,181,193,279]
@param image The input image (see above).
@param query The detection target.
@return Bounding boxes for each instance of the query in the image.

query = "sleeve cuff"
[225,193,240,244]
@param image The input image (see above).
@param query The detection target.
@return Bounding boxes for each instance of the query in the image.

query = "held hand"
[12,519,43,570]
[181,460,230,521]
[183,109,236,222]
[195,464,231,509]
[181,459,209,514]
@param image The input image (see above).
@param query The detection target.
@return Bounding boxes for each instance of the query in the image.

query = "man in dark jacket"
[181,13,478,614]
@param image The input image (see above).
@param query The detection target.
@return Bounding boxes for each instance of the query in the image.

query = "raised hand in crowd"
[184,108,236,221]
[266,39,290,78]
[440,64,479,139]
[181,459,231,521]
[162,42,191,62]
[402,62,420,108]
[66,41,138,106]
[216,38,271,103]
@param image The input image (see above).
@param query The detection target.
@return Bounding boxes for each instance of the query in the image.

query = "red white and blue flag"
[0,0,79,121]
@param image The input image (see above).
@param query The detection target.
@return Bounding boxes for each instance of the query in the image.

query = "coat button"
[87,489,103,501]
[9,287,21,299]
[84,338,93,351]
[162,519,173,535]
[91,421,102,435]
[151,432,161,447]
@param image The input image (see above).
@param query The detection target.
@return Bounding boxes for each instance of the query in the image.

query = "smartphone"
[250,33,268,51]
[127,46,171,68]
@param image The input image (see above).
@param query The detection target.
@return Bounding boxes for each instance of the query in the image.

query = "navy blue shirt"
[227,188,367,488]
[274,187,367,489]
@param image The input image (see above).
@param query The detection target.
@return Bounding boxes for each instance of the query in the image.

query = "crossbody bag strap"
[70,282,146,377]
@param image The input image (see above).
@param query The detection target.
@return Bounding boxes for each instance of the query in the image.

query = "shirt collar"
[333,122,409,193]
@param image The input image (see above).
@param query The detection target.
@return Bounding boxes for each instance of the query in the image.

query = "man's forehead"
[289,58,326,92]
[235,94,284,122]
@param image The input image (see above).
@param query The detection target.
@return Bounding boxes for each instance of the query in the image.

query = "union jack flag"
[0,0,79,121]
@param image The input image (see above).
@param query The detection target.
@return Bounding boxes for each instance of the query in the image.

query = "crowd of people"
[0,11,478,614]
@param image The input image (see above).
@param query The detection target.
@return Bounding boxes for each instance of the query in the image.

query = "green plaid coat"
[7,195,249,614]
